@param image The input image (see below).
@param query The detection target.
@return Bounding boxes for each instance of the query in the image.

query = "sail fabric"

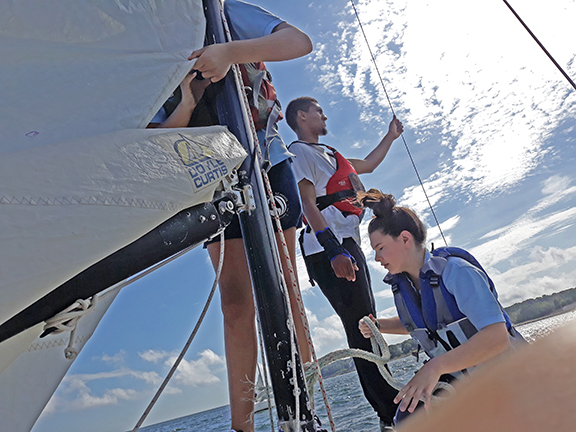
[0,1,248,332]
[0,287,122,432]
[0,0,205,154]
[0,126,247,330]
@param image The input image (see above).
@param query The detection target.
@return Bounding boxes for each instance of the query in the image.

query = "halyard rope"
[132,232,225,432]
[349,0,448,247]
[256,315,277,431]
[218,2,312,429]
[502,0,576,91]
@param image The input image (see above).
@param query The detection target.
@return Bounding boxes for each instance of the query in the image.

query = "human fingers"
[346,263,357,281]
[188,47,206,61]
[358,321,373,338]
[394,386,413,412]
[407,389,424,413]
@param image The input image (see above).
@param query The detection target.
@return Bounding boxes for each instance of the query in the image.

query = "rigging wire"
[132,232,226,432]
[502,0,576,92]
[349,0,448,247]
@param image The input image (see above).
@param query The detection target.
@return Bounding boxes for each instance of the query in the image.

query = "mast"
[202,1,314,430]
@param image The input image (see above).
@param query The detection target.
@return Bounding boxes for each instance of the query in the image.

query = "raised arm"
[189,22,312,82]
[348,116,403,174]
[147,71,211,128]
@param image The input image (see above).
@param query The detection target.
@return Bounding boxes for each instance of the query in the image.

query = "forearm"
[224,24,312,64]
[154,100,195,129]
[428,322,511,376]
[349,131,396,174]
[378,316,410,335]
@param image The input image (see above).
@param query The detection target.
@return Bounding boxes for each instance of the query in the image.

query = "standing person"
[357,190,525,425]
[285,97,403,430]
[150,3,313,432]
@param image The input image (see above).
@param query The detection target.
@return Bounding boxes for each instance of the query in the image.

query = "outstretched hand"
[188,44,234,83]
[388,115,404,139]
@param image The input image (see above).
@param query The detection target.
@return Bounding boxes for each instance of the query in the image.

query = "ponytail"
[358,189,426,246]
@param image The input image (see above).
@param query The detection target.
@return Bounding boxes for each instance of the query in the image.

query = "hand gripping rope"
[349,0,448,248]
[304,317,455,410]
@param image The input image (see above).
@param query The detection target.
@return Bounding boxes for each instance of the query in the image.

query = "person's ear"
[297,110,306,121]
[400,230,412,246]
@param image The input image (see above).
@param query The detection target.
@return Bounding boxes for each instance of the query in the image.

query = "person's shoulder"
[224,0,284,38]
[289,141,322,157]
[443,255,489,292]
[445,255,475,270]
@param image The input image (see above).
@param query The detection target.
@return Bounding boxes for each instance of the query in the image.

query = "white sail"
[0,0,206,153]
[0,287,122,432]
[0,126,246,337]
[0,2,247,430]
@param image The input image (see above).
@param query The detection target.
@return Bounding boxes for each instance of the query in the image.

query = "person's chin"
[320,127,328,136]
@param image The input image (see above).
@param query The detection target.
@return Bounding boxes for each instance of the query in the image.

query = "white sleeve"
[289,143,319,185]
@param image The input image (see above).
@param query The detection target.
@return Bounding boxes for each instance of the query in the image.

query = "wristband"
[315,227,356,263]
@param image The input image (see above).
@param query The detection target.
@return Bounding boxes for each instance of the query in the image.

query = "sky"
[32,0,576,431]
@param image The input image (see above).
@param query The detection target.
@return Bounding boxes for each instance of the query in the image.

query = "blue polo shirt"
[426,250,506,331]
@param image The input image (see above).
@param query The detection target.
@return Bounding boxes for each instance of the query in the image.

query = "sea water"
[138,310,576,432]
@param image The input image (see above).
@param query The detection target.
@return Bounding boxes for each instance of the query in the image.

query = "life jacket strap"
[316,189,356,212]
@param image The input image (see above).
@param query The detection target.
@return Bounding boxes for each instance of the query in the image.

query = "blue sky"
[33,0,576,431]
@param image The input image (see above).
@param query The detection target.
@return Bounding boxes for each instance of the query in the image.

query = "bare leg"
[207,238,256,432]
[277,227,311,364]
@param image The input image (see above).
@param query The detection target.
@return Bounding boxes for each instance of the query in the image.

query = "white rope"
[132,232,226,432]
[43,296,98,360]
[256,315,276,432]
[305,317,455,405]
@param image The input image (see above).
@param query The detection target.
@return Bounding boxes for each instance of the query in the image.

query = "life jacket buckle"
[429,274,440,288]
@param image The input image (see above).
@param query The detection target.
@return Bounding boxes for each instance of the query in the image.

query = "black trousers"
[304,237,398,424]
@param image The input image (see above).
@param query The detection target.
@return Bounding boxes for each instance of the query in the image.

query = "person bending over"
[358,190,525,425]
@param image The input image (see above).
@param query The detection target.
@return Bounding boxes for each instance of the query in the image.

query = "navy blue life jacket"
[385,247,524,375]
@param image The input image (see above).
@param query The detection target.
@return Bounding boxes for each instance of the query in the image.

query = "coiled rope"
[349,0,447,247]
[132,232,225,432]
[305,317,455,406]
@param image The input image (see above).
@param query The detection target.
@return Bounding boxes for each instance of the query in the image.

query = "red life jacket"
[319,145,365,216]
[291,141,365,217]
[239,62,283,131]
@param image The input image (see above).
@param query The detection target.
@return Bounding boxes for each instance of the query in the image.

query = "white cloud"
[310,0,576,212]
[308,312,347,356]
[95,350,125,364]
[471,177,576,268]
[139,349,170,363]
[47,349,225,414]
[167,349,225,387]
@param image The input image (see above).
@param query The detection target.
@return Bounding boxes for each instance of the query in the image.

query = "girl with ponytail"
[357,189,523,425]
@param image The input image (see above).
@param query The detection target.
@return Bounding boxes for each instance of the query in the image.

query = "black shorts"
[205,159,302,245]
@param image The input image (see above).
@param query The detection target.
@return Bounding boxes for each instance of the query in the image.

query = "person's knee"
[220,284,255,323]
